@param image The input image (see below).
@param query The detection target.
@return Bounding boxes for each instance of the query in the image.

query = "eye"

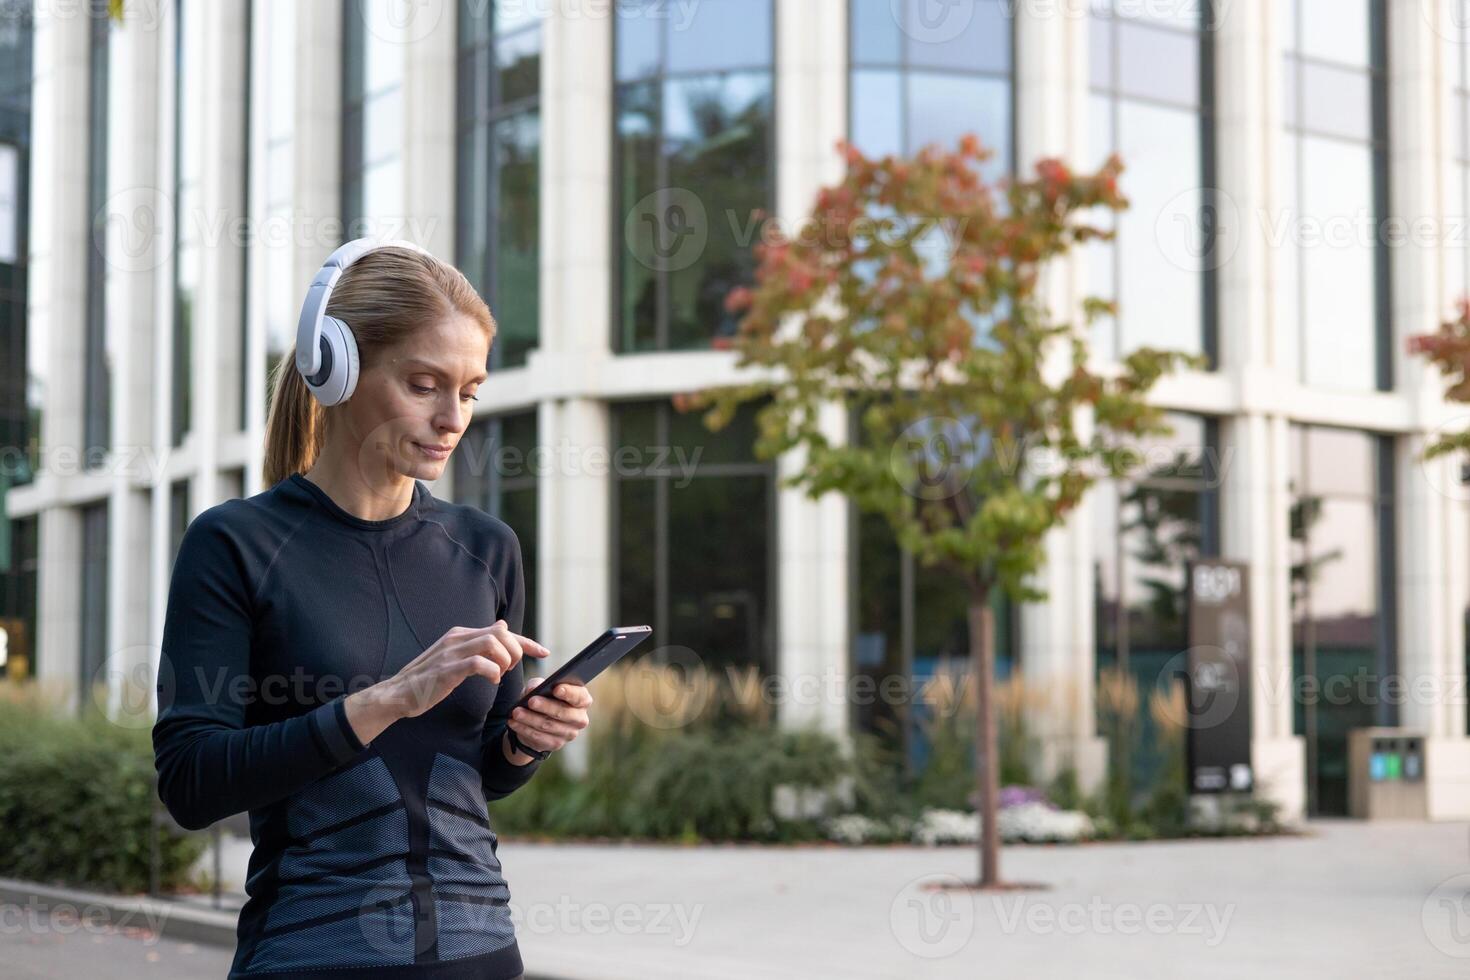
[462,393,480,403]
[410,384,434,395]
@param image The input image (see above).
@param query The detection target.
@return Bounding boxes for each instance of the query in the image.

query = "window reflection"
[342,0,406,233]
[848,0,1013,183]
[848,399,1020,771]
[457,0,542,369]
[1093,413,1220,791]
[1279,0,1387,391]
[612,399,775,677]
[1088,2,1211,362]
[614,0,774,352]
[1289,425,1393,816]
[454,410,540,641]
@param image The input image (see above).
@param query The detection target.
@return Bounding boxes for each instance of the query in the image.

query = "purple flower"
[998,785,1053,810]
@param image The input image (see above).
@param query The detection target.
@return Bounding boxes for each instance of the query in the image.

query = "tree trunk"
[968,594,1000,887]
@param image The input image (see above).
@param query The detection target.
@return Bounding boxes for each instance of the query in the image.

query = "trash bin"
[1347,728,1427,819]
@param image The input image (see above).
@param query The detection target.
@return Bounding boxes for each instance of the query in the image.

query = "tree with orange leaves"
[675,135,1204,888]
[1409,299,1470,459]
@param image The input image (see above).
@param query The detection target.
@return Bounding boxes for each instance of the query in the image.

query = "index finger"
[514,633,551,659]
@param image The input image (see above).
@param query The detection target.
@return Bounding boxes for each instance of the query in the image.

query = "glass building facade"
[14,0,1470,822]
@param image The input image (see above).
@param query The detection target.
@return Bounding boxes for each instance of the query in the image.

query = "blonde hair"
[263,246,495,488]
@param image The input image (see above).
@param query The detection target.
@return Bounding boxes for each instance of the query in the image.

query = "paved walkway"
[167,820,1470,979]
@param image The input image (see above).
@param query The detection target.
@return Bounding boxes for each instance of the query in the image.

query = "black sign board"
[1185,560,1253,793]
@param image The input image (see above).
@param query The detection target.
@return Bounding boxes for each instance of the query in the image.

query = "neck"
[302,445,416,522]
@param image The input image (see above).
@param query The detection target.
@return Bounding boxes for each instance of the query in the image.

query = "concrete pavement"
[9,821,1470,978]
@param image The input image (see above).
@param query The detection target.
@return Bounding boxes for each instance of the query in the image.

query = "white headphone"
[295,237,432,407]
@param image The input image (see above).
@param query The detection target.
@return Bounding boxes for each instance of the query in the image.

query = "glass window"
[1279,0,1388,391]
[457,0,542,370]
[614,0,774,352]
[847,397,1022,772]
[453,410,539,643]
[0,516,39,680]
[611,398,775,676]
[85,12,112,462]
[342,0,405,236]
[0,9,31,489]
[1093,413,1221,791]
[169,479,190,567]
[1289,425,1394,816]
[80,502,109,703]
[849,0,1013,183]
[1089,1,1213,363]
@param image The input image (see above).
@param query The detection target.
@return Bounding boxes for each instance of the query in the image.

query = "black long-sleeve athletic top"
[152,471,544,979]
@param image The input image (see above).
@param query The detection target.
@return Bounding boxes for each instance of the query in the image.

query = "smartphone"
[512,625,653,711]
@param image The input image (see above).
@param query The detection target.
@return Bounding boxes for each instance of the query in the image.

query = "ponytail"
[262,348,325,489]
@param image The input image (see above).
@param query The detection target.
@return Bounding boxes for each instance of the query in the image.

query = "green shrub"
[0,683,205,893]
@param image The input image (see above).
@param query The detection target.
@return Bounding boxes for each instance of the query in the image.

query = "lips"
[414,442,452,458]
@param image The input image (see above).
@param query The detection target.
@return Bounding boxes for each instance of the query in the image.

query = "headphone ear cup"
[339,319,360,403]
[305,316,359,407]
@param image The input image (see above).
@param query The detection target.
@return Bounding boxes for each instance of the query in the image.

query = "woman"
[152,242,590,979]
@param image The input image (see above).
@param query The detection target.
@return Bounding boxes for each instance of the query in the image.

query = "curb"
[0,876,238,948]
[0,877,573,979]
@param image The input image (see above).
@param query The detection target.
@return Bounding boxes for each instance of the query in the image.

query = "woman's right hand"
[345,621,549,743]
[390,621,549,718]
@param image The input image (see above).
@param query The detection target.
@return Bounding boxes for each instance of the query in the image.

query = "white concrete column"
[1215,0,1306,821]
[771,0,850,739]
[105,6,167,722]
[28,3,91,698]
[1222,412,1305,821]
[534,2,615,775]
[194,0,250,508]
[1014,0,1107,790]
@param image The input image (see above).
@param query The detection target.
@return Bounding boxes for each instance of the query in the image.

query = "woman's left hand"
[505,677,592,761]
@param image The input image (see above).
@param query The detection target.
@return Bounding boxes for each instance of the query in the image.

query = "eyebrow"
[403,359,488,384]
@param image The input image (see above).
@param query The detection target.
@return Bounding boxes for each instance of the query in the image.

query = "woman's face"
[346,312,490,484]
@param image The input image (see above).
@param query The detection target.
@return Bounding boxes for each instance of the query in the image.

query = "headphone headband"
[294,237,432,406]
